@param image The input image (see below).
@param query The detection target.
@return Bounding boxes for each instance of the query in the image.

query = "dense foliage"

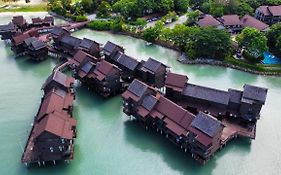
[266,23,281,56]
[237,27,268,60]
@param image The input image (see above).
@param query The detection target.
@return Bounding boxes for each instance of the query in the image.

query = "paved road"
[165,14,187,29]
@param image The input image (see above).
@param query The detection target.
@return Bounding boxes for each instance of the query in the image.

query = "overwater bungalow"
[164,72,268,123]
[23,37,48,61]
[0,22,17,40]
[137,58,169,88]
[103,41,124,61]
[50,27,70,44]
[86,60,122,97]
[69,50,100,69]
[22,72,76,166]
[42,70,75,94]
[43,16,55,26]
[78,38,101,58]
[11,33,30,55]
[121,79,225,163]
[111,53,140,81]
[56,35,82,56]
[31,17,44,27]
[12,16,27,31]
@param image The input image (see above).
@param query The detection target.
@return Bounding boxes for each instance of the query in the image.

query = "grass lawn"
[0,3,47,12]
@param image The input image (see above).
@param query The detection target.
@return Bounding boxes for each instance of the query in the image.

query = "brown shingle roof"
[197,15,221,27]
[165,72,188,91]
[268,6,281,16]
[258,6,270,16]
[221,15,242,26]
[241,15,269,31]
[12,33,30,45]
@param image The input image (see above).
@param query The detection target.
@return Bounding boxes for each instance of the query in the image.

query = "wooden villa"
[103,41,124,61]
[11,33,31,55]
[86,60,122,97]
[12,16,27,31]
[78,38,101,58]
[23,37,48,61]
[0,22,17,40]
[22,71,76,166]
[137,58,169,88]
[50,27,70,45]
[55,35,82,56]
[69,50,100,70]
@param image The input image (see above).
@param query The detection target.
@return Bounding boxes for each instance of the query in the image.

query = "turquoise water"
[262,52,281,65]
[0,13,281,175]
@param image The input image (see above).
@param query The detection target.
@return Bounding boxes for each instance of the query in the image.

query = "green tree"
[143,21,164,42]
[174,0,189,13]
[97,1,111,18]
[209,3,224,17]
[186,10,200,25]
[112,0,139,19]
[237,27,268,59]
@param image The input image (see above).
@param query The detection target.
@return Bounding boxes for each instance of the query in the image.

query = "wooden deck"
[221,119,256,145]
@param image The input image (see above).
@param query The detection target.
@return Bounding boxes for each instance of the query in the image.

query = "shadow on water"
[228,69,258,86]
[124,121,252,175]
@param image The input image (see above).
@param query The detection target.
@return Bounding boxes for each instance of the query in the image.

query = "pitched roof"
[12,16,26,26]
[190,112,222,138]
[165,72,188,91]
[33,111,76,139]
[32,17,43,24]
[228,89,242,104]
[183,83,230,105]
[241,15,269,31]
[258,6,270,16]
[268,5,281,16]
[44,16,54,23]
[50,27,69,37]
[12,33,30,45]
[197,15,221,27]
[127,79,148,97]
[0,22,16,32]
[117,54,139,71]
[30,40,47,50]
[242,84,268,104]
[221,15,242,26]
[103,41,123,55]
[71,50,97,66]
[93,60,119,80]
[42,71,74,90]
[24,37,37,46]
[79,38,100,50]
[141,57,166,73]
[60,35,81,47]
[141,95,158,111]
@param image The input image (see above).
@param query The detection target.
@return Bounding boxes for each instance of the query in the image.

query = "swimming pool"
[262,52,281,64]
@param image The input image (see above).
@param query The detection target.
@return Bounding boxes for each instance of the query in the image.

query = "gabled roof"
[190,112,222,138]
[33,111,76,139]
[197,15,221,27]
[0,22,16,32]
[241,15,269,31]
[70,50,97,66]
[60,35,81,48]
[165,72,188,91]
[24,37,37,46]
[93,60,120,80]
[30,40,46,50]
[50,27,70,37]
[183,83,230,105]
[81,61,95,74]
[268,5,281,16]
[141,95,158,111]
[258,6,270,16]
[117,54,139,71]
[221,15,242,26]
[42,71,74,90]
[141,57,166,73]
[44,16,54,23]
[32,17,43,24]
[127,79,148,97]
[228,89,242,104]
[12,33,30,45]
[12,16,26,27]
[242,84,268,104]
[79,38,100,50]
[103,41,124,55]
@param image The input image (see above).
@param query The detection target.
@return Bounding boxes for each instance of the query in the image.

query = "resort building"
[78,38,101,58]
[69,50,100,69]
[111,53,140,81]
[23,37,48,61]
[0,22,17,40]
[11,33,31,55]
[86,60,122,97]
[255,5,281,25]
[164,72,268,123]
[219,15,243,34]
[50,27,70,44]
[121,79,226,163]
[12,16,27,31]
[103,41,124,61]
[137,58,169,88]
[241,15,269,32]
[56,35,82,56]
[197,15,224,29]
[22,71,76,166]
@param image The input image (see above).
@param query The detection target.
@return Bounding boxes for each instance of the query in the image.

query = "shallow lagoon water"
[0,13,281,175]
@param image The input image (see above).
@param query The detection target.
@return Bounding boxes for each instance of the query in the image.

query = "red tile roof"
[268,6,281,16]
[92,60,120,81]
[12,33,30,45]
[241,15,269,31]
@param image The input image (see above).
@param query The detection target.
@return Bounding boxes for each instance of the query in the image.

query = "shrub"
[87,20,112,30]
[75,15,88,22]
